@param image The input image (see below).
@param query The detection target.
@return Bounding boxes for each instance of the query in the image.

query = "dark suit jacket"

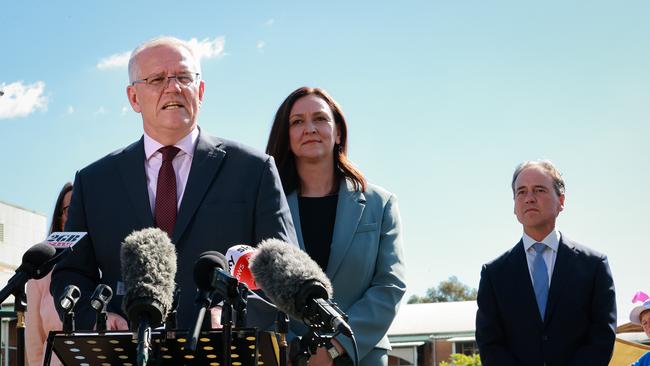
[475,234,616,366]
[51,130,297,330]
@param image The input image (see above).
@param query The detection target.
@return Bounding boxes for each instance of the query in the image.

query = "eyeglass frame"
[130,72,201,88]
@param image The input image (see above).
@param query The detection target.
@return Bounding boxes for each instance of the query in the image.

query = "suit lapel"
[286,192,305,250]
[173,131,225,245]
[326,180,365,279]
[117,137,154,228]
[510,241,545,327]
[544,234,573,325]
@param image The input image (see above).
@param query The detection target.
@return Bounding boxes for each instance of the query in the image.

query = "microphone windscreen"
[18,242,57,279]
[193,251,228,291]
[249,238,332,319]
[120,228,177,327]
[226,245,259,290]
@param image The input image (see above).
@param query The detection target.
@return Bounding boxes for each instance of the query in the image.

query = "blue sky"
[1,1,649,324]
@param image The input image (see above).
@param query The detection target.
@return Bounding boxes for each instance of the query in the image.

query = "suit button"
[542,335,548,341]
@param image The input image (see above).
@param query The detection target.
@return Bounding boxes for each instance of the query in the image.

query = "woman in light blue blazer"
[266,86,406,366]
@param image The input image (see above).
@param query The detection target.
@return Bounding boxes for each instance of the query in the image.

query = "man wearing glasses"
[51,37,297,331]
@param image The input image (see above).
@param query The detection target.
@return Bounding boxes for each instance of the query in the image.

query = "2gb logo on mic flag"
[46,232,87,249]
[226,245,259,290]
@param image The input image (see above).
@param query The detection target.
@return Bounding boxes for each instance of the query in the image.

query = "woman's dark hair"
[50,182,73,234]
[266,86,366,194]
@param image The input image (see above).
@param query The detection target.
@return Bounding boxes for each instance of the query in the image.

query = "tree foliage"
[439,353,482,366]
[408,276,477,304]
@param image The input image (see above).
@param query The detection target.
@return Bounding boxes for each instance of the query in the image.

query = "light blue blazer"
[287,179,407,365]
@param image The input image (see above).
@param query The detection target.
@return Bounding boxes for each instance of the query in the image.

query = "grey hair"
[511,160,565,197]
[128,36,202,83]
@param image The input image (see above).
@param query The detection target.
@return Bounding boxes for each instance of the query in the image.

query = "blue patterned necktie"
[532,242,549,319]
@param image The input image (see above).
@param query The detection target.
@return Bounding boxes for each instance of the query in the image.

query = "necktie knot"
[533,242,547,255]
[159,146,180,162]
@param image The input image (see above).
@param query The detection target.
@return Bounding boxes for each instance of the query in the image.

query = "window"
[456,341,479,356]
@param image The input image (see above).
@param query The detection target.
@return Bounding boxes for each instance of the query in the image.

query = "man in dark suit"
[475,160,616,366]
[51,37,297,330]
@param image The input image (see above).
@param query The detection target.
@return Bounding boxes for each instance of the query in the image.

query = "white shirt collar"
[143,128,199,160]
[522,229,560,252]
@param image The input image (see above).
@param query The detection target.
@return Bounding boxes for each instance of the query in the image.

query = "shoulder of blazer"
[201,133,269,163]
[77,136,144,177]
[355,181,395,208]
[483,240,524,271]
[559,233,608,261]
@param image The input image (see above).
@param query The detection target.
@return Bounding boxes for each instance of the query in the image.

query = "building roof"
[0,200,46,217]
[388,301,478,338]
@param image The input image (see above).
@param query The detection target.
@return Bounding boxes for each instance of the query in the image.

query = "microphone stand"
[136,314,152,366]
[221,302,233,366]
[276,311,289,366]
[234,283,248,327]
[62,305,76,333]
[14,288,26,366]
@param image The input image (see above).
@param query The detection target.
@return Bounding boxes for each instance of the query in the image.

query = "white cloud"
[188,37,226,60]
[67,106,74,114]
[264,19,275,26]
[121,106,129,115]
[96,37,225,72]
[0,81,48,120]
[257,40,266,53]
[95,107,107,115]
[96,51,131,70]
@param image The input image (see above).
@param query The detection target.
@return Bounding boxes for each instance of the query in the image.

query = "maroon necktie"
[155,146,180,238]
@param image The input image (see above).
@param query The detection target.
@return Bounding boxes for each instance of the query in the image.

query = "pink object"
[632,291,650,304]
[25,272,63,366]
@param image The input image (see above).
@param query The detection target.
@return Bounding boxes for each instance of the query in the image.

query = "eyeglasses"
[131,72,200,88]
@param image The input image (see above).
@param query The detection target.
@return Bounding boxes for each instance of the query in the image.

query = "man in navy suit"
[51,37,297,330]
[476,160,616,366]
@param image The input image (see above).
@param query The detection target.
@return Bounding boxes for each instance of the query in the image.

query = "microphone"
[60,285,81,311]
[188,251,238,352]
[226,245,259,290]
[249,239,353,337]
[0,242,57,303]
[121,228,177,366]
[59,285,81,332]
[90,284,113,332]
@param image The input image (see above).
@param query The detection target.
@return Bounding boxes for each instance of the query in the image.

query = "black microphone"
[188,251,239,352]
[90,284,113,332]
[121,228,177,366]
[0,242,57,303]
[249,239,353,337]
[59,285,81,332]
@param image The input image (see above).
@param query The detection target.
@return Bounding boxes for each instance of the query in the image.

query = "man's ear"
[198,80,205,103]
[127,85,141,113]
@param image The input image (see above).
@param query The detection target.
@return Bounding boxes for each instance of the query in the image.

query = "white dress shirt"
[522,229,561,286]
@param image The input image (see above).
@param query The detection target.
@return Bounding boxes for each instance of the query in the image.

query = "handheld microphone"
[188,251,239,352]
[121,228,177,366]
[249,239,353,337]
[59,285,81,332]
[90,284,113,332]
[226,244,259,290]
[0,242,57,303]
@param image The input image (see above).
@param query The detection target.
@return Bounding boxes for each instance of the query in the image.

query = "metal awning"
[446,336,476,342]
[391,341,425,348]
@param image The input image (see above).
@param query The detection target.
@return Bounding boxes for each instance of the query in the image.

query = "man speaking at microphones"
[51,36,297,331]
